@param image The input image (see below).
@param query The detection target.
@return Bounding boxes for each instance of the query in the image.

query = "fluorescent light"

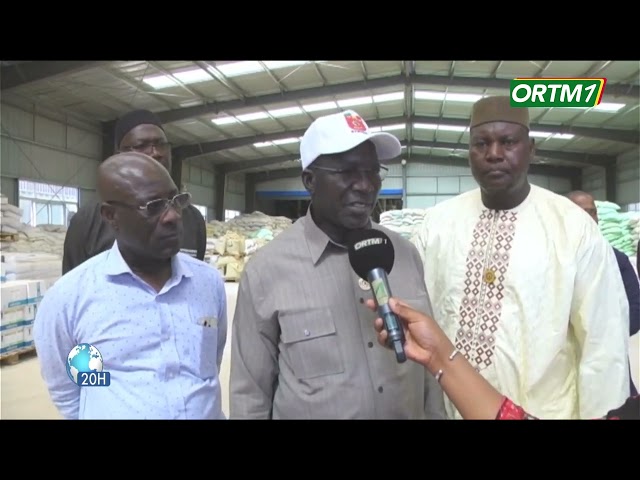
[530,131,574,140]
[302,101,338,112]
[570,102,626,112]
[216,61,264,77]
[268,106,303,118]
[272,137,300,145]
[236,112,269,122]
[529,131,552,138]
[381,124,406,131]
[369,126,382,132]
[414,91,445,101]
[593,102,625,112]
[254,137,301,148]
[180,100,203,108]
[173,68,211,84]
[143,75,178,89]
[414,123,467,133]
[373,92,404,103]
[337,96,373,107]
[212,116,238,125]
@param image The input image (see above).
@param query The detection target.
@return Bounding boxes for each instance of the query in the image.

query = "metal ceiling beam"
[1,61,109,90]
[177,123,613,168]
[145,73,639,126]
[249,157,580,183]
[408,140,613,167]
[217,140,598,174]
[173,114,637,162]
[220,154,300,174]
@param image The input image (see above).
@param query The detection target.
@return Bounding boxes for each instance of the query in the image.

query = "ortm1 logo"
[510,77,607,108]
[66,343,111,387]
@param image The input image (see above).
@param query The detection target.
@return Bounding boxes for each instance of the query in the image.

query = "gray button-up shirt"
[229,211,446,419]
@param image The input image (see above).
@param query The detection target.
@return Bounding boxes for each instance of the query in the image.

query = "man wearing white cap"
[229,110,446,419]
[410,96,630,419]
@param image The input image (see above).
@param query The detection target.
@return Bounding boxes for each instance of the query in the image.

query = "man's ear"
[100,203,119,231]
[301,169,315,194]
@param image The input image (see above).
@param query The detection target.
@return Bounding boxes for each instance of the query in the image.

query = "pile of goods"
[378,208,429,240]
[595,200,640,258]
[0,196,64,285]
[1,196,61,355]
[205,211,293,281]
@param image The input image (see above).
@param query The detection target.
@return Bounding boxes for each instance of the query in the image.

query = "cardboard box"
[0,325,24,354]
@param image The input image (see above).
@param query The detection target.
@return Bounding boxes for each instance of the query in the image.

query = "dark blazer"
[613,247,640,337]
[613,247,639,396]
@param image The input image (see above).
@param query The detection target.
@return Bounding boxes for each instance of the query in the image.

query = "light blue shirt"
[33,241,227,420]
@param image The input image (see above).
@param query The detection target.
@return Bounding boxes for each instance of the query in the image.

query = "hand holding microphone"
[364,297,451,371]
[347,229,406,363]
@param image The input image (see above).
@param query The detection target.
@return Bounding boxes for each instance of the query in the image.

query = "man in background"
[62,109,206,274]
[567,190,639,395]
[411,95,630,419]
[34,152,227,419]
[229,109,445,419]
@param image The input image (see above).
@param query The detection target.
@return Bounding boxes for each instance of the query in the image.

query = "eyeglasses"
[121,140,172,155]
[309,165,389,182]
[105,192,192,217]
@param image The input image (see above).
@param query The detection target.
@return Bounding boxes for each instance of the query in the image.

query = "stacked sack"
[1,195,23,235]
[379,208,429,240]
[595,200,639,257]
[204,211,293,280]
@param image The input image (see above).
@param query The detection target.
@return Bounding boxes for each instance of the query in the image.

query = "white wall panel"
[256,177,305,192]
[225,173,246,212]
[182,161,216,219]
[583,166,606,200]
[1,102,102,207]
[616,147,639,206]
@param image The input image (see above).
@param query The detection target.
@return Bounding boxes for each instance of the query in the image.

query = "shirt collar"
[302,205,372,266]
[104,240,194,281]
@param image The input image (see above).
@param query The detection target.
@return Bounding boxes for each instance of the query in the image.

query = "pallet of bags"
[379,208,430,240]
[596,201,639,257]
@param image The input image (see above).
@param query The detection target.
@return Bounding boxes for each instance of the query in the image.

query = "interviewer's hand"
[365,297,446,369]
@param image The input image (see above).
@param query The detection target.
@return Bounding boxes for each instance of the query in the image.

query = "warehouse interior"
[1,60,638,419]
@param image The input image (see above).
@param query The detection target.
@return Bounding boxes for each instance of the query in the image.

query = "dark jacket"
[613,247,640,337]
[62,202,207,275]
[612,247,639,396]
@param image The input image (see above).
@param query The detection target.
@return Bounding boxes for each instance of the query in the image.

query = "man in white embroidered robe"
[411,96,629,420]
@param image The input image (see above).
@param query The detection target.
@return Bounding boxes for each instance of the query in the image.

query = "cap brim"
[368,132,402,163]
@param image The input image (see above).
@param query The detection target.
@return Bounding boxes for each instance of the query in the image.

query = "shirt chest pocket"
[279,308,345,380]
[183,309,220,379]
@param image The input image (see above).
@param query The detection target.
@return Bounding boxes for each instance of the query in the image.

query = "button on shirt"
[33,242,227,420]
[229,210,446,419]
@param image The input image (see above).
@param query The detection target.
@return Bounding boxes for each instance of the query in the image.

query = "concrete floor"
[1,281,638,419]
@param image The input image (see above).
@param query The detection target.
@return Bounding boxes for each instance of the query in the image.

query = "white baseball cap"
[299,109,402,170]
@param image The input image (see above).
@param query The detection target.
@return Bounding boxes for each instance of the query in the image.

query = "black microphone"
[346,228,406,363]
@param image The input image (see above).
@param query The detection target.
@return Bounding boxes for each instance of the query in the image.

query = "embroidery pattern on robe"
[455,209,518,371]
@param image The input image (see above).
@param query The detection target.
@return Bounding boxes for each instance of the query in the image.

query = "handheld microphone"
[346,228,406,363]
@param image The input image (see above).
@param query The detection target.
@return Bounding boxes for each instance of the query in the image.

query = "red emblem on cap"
[344,113,367,132]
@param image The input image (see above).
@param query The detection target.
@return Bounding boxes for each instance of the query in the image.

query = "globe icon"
[66,343,104,385]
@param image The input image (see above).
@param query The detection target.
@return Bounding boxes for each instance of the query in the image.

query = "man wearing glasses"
[62,109,207,274]
[34,151,227,419]
[229,109,446,419]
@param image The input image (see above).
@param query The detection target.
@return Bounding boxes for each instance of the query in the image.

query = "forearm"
[425,336,505,420]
